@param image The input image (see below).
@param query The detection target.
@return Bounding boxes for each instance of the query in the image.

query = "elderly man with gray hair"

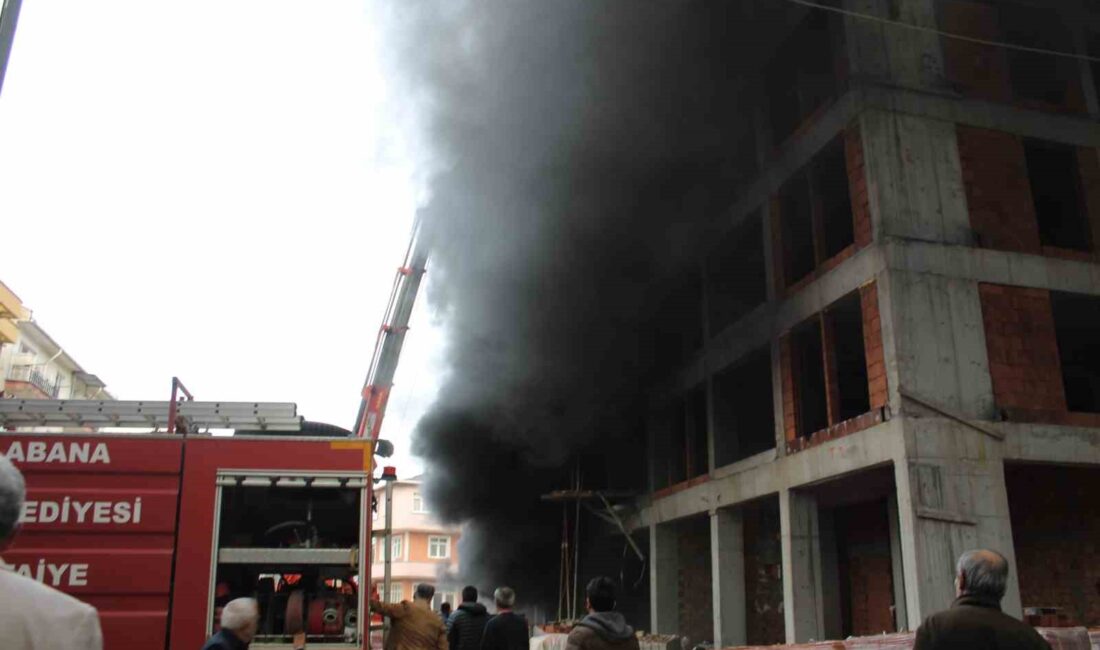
[481,587,529,650]
[914,549,1050,650]
[0,453,104,649]
[201,597,261,650]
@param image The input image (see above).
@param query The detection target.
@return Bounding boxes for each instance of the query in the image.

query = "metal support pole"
[382,478,395,645]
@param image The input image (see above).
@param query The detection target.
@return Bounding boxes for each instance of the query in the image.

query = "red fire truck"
[0,224,428,649]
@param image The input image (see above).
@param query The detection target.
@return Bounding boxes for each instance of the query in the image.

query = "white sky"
[0,0,443,476]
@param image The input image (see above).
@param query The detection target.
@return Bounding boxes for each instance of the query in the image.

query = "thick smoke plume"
[379,0,776,609]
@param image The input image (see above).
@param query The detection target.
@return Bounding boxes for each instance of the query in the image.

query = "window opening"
[791,317,829,438]
[999,4,1077,107]
[780,169,817,285]
[816,137,855,258]
[765,8,843,144]
[412,492,428,514]
[1024,140,1090,251]
[428,536,450,559]
[705,211,767,334]
[1051,292,1100,413]
[391,536,403,560]
[713,346,776,466]
[827,292,871,422]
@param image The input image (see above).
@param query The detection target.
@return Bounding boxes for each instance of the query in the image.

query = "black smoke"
[379,0,790,612]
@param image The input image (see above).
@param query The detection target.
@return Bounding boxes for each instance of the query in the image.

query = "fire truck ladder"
[353,218,429,641]
[0,398,303,432]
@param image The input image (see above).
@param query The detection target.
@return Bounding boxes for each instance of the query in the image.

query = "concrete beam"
[636,418,902,528]
[711,509,747,647]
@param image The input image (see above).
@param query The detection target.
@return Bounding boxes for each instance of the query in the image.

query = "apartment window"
[391,536,403,560]
[713,346,776,467]
[999,4,1077,108]
[778,135,855,287]
[1051,292,1100,413]
[428,536,451,559]
[653,383,708,489]
[829,292,871,421]
[388,583,403,603]
[412,493,428,514]
[789,291,873,439]
[765,8,843,144]
[706,211,767,334]
[653,273,705,372]
[1024,140,1090,252]
[791,317,829,437]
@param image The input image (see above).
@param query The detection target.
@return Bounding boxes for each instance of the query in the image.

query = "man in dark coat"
[449,585,489,650]
[914,549,1051,650]
[481,587,529,650]
[201,598,260,650]
[565,577,639,650]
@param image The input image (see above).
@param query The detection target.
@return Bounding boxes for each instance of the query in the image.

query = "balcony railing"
[7,365,61,398]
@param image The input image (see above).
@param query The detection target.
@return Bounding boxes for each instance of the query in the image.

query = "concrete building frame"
[631,0,1100,644]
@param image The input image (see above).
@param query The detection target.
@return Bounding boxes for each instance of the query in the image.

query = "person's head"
[494,586,516,611]
[0,454,25,551]
[441,601,452,616]
[955,549,1010,602]
[462,585,478,603]
[220,598,260,642]
[585,576,617,613]
[415,583,436,603]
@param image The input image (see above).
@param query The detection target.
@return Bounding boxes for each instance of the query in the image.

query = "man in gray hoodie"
[565,577,640,650]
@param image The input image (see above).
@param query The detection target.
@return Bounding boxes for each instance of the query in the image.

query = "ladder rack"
[0,399,302,432]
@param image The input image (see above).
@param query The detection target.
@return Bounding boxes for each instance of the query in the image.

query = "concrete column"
[710,509,746,647]
[893,444,1022,629]
[843,0,945,91]
[650,523,680,634]
[816,508,843,640]
[780,489,823,642]
[860,110,973,248]
[887,494,910,631]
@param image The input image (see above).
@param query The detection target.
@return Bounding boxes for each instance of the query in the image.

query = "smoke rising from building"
[378,0,767,607]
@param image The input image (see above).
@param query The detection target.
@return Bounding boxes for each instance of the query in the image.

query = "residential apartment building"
[632,1,1100,647]
[372,475,461,608]
[0,280,112,402]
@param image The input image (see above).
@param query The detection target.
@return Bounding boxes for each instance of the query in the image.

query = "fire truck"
[0,224,427,650]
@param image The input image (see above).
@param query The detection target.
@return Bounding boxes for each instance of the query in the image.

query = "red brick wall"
[940,1,1011,102]
[978,284,1066,413]
[836,500,896,637]
[744,502,785,646]
[677,518,713,645]
[779,335,798,443]
[847,123,872,249]
[957,127,1040,253]
[1006,464,1100,627]
[861,282,887,410]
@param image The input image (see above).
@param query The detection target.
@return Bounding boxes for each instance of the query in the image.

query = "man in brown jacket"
[565,577,640,650]
[372,583,449,650]
[914,549,1051,650]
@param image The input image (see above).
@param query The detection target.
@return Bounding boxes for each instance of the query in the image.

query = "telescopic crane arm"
[354,217,428,443]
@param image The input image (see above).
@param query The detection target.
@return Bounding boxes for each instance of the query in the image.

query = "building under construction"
[630,0,1100,646]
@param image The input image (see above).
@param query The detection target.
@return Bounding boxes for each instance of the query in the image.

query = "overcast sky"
[0,0,441,476]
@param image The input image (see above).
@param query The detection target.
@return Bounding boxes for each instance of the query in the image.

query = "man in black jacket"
[482,587,529,650]
[914,549,1050,650]
[449,585,489,650]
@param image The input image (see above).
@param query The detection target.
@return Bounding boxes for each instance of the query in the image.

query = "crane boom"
[354,217,428,442]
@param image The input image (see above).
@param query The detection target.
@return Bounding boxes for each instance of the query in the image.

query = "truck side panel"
[0,433,184,650]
